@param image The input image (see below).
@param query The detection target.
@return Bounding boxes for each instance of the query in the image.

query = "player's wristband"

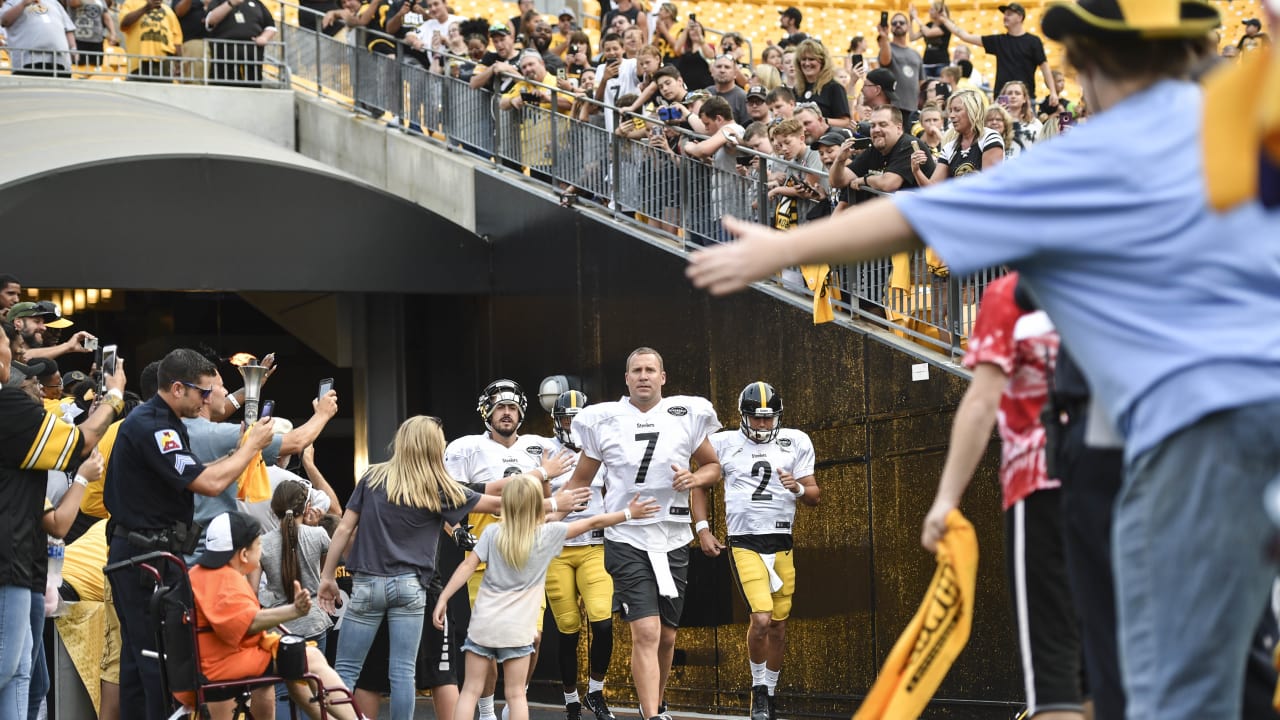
[226,392,241,410]
[792,483,807,497]
[695,520,710,533]
[73,475,90,488]
[623,508,633,522]
[550,497,559,513]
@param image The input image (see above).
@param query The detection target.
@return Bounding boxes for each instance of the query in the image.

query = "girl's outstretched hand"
[627,494,662,521]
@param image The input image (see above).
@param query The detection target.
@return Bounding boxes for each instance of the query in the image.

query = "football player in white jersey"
[699,382,819,720]
[444,379,574,720]
[565,347,723,720]
[545,390,618,720]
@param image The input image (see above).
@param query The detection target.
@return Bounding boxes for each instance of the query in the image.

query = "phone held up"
[261,400,276,419]
[880,10,889,26]
[317,377,334,401]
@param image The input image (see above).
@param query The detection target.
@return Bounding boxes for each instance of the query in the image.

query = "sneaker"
[750,685,770,720]
[566,701,583,720]
[767,693,777,720]
[501,706,510,720]
[584,691,616,720]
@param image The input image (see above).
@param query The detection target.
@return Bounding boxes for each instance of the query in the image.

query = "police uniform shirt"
[710,427,815,551]
[548,437,605,547]
[572,395,720,552]
[103,394,207,531]
[0,386,85,591]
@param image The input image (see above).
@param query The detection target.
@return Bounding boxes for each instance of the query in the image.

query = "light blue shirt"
[183,416,284,558]
[895,79,1280,460]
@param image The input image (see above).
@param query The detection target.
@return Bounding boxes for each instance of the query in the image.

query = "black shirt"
[478,49,520,93]
[357,0,397,55]
[922,22,950,65]
[799,79,850,121]
[0,386,85,590]
[674,51,712,94]
[174,0,206,41]
[104,395,207,531]
[982,32,1046,96]
[206,0,274,40]
[778,31,808,49]
[848,131,934,202]
[601,5,639,31]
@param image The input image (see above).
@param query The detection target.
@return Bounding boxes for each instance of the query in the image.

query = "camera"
[569,43,579,54]
[688,12,696,21]
[657,105,681,122]
[82,336,98,351]
[520,91,541,103]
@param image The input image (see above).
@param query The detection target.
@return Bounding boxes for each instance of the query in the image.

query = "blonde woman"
[985,104,1021,158]
[434,475,659,720]
[997,80,1043,149]
[792,39,851,127]
[911,88,1002,185]
[750,63,782,92]
[318,416,588,720]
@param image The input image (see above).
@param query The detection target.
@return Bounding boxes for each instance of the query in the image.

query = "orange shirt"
[186,565,272,689]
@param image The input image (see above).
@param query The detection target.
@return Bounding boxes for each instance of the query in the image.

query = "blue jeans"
[334,574,426,720]
[1114,401,1280,719]
[26,590,46,720]
[276,633,327,719]
[0,585,33,719]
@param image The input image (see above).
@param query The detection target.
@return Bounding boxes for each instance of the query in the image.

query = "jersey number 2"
[750,460,773,501]
[634,432,660,484]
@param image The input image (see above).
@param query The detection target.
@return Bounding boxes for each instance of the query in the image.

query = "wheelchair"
[104,550,362,719]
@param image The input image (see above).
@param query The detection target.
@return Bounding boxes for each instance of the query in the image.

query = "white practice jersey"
[549,437,606,547]
[573,395,721,551]
[710,428,815,537]
[444,432,554,489]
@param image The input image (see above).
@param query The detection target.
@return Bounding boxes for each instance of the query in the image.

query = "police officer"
[104,348,275,720]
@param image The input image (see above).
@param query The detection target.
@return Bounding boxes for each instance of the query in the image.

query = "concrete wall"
[0,76,294,148]
[293,94,477,233]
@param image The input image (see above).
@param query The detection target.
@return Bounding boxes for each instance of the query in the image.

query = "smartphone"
[850,53,863,69]
[101,344,118,378]
[880,11,889,26]
[520,91,541,103]
[1058,111,1075,131]
[317,377,334,401]
[853,136,873,150]
[688,12,696,21]
[556,67,567,81]
[261,400,275,418]
[82,336,98,351]
[996,94,1010,108]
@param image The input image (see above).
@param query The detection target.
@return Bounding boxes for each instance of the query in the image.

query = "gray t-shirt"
[258,523,332,638]
[0,0,74,68]
[468,521,570,648]
[71,0,106,43]
[345,475,479,587]
[184,416,284,559]
[886,43,923,113]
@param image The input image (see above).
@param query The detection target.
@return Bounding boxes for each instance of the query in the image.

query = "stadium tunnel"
[0,85,495,475]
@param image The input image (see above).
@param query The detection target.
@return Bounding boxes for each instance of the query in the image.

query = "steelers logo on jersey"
[667,406,688,416]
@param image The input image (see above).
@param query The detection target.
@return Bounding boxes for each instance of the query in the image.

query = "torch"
[230,353,268,424]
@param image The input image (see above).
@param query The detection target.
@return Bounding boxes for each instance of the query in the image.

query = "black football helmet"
[477,379,527,432]
[739,381,783,443]
[551,390,589,450]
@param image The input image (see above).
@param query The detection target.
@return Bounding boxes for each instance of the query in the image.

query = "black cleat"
[566,701,582,720]
[584,691,616,720]
[767,693,777,720]
[750,685,770,720]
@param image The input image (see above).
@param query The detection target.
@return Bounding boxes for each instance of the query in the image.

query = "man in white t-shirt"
[445,379,572,720]
[567,347,721,720]
[406,0,459,62]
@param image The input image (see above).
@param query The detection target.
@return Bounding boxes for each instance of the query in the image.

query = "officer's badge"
[155,429,183,454]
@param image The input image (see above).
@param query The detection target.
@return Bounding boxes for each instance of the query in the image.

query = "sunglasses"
[179,381,214,400]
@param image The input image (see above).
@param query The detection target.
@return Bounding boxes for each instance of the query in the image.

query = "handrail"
[0,40,290,87]
[174,3,993,358]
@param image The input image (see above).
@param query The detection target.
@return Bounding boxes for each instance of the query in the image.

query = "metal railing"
[0,40,289,87]
[272,7,996,356]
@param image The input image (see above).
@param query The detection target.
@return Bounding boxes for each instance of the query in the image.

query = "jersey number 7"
[634,432,660,484]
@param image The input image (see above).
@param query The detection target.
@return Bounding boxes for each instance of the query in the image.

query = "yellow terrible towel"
[853,509,978,720]
[802,264,835,324]
[236,429,273,504]
[1203,43,1280,210]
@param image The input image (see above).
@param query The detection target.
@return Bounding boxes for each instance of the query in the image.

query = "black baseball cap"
[747,85,768,100]
[998,3,1026,16]
[197,512,262,569]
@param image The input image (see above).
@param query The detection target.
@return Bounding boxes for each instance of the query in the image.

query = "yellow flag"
[853,510,979,720]
[801,264,835,324]
[236,429,273,503]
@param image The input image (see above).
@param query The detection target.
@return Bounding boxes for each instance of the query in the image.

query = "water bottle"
[44,537,65,616]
